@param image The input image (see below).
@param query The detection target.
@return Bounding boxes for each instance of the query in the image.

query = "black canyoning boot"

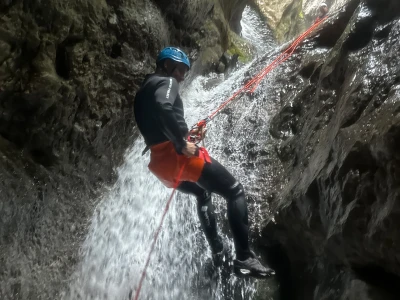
[233,251,275,278]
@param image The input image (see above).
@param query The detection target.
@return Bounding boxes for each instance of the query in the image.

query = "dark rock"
[216,61,226,73]
[0,0,249,299]
[264,0,400,299]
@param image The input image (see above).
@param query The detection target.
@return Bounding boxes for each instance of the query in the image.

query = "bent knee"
[227,181,245,199]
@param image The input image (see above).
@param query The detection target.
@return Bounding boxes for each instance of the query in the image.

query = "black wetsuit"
[134,74,188,154]
[134,74,251,260]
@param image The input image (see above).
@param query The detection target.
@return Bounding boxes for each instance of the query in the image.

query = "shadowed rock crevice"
[343,5,376,51]
[352,264,400,298]
[109,43,122,58]
[299,62,323,83]
[55,44,71,79]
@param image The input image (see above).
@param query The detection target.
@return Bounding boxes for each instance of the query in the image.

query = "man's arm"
[154,77,187,154]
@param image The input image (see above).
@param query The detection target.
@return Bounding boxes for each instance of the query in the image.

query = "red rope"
[206,16,327,122]
[249,17,327,92]
[132,164,186,300]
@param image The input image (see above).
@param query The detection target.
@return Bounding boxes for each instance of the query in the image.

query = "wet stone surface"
[261,0,400,299]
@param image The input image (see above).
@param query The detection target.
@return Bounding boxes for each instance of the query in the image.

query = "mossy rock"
[227,32,254,63]
[199,46,222,71]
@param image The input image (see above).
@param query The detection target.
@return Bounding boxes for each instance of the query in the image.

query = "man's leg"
[195,157,274,277]
[177,181,224,255]
[193,157,250,260]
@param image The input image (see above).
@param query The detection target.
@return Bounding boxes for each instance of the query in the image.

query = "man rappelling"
[134,47,275,278]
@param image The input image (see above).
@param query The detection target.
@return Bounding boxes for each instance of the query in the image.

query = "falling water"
[241,6,275,54]
[63,6,279,300]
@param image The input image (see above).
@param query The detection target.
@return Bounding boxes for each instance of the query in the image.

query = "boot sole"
[233,264,275,279]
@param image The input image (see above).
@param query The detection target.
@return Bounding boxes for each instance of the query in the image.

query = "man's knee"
[227,181,244,199]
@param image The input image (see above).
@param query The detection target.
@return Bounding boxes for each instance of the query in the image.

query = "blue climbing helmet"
[156,47,190,70]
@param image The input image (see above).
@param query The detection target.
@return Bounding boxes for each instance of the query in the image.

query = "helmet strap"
[161,60,177,77]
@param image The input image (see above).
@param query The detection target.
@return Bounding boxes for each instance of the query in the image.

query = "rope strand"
[132,164,187,300]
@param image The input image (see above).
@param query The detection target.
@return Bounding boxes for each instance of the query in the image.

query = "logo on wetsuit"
[166,78,172,99]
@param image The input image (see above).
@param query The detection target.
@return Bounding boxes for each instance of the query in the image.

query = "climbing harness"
[133,10,337,299]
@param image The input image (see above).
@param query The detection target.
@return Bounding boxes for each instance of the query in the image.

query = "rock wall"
[264,0,400,298]
[252,0,350,42]
[0,0,248,298]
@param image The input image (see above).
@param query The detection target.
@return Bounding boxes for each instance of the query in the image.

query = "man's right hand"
[189,126,207,142]
[182,142,197,157]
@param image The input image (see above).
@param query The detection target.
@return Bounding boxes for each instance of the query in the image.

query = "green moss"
[204,19,217,33]
[227,45,244,58]
[227,32,253,63]
[192,0,254,72]
[200,47,220,66]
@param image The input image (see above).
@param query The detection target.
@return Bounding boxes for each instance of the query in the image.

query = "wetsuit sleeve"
[154,77,187,154]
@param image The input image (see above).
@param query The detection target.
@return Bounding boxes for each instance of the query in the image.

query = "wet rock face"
[0,0,163,179]
[265,0,400,298]
[0,1,159,298]
[220,0,248,34]
[252,0,351,41]
[0,0,247,299]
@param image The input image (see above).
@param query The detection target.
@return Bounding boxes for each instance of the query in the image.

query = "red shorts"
[148,141,207,188]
